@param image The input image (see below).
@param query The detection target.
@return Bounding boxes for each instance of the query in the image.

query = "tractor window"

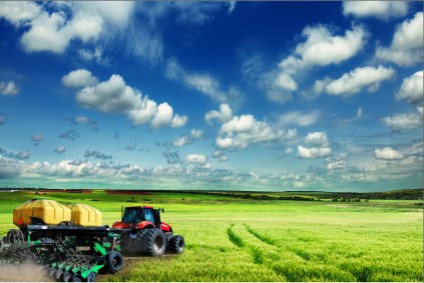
[144,209,155,223]
[122,209,144,223]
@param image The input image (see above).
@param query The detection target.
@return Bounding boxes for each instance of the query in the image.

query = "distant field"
[0,190,422,282]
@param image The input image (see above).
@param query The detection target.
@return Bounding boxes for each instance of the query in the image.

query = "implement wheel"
[167,235,185,254]
[106,251,123,274]
[85,272,96,282]
[48,267,57,278]
[141,228,166,256]
[61,271,72,282]
[71,275,81,282]
[55,269,64,281]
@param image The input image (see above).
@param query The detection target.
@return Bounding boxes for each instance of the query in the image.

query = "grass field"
[0,190,422,282]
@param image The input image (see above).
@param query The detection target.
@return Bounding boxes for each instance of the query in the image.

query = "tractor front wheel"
[167,235,185,254]
[141,228,166,256]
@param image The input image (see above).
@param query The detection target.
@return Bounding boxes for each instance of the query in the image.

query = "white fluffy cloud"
[75,72,186,128]
[342,1,408,20]
[326,153,348,171]
[279,25,366,73]
[320,66,394,96]
[185,154,208,165]
[62,69,99,88]
[212,150,228,162]
[0,81,19,96]
[278,110,320,127]
[375,12,423,67]
[298,146,331,159]
[297,131,331,158]
[382,113,423,131]
[173,129,203,147]
[374,147,404,160]
[20,8,103,53]
[396,71,423,105]
[205,103,233,125]
[267,24,366,103]
[216,114,297,150]
[0,2,135,54]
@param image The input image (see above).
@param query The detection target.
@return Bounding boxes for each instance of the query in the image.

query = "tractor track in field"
[226,224,361,281]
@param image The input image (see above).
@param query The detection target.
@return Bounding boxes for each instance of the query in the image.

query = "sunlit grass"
[0,191,421,282]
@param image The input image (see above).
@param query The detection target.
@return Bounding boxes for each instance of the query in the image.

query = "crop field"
[0,190,422,282]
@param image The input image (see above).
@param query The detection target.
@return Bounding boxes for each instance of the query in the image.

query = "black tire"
[71,275,82,282]
[106,251,123,274]
[85,272,96,282]
[141,228,166,256]
[167,235,185,254]
[61,271,72,282]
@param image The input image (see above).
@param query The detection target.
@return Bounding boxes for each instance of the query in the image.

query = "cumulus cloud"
[396,71,423,106]
[75,73,187,128]
[166,59,243,106]
[298,146,331,159]
[0,114,7,125]
[212,150,228,162]
[342,1,408,20]
[278,110,320,127]
[316,65,394,96]
[0,2,135,54]
[382,112,423,131]
[54,146,66,154]
[59,129,80,141]
[205,103,233,126]
[84,150,112,160]
[62,69,98,88]
[374,147,404,160]
[172,129,204,147]
[297,132,331,158]
[265,24,366,103]
[31,134,43,145]
[0,157,24,179]
[282,25,366,69]
[185,154,208,165]
[216,114,297,150]
[326,153,347,171]
[375,12,423,67]
[0,81,19,96]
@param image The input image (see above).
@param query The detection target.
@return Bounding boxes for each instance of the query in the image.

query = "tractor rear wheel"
[167,235,185,254]
[140,228,166,256]
[106,251,123,274]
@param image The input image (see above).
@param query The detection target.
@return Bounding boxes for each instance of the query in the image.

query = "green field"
[0,190,422,282]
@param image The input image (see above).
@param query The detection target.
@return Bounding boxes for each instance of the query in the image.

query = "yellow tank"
[69,204,102,226]
[13,199,72,227]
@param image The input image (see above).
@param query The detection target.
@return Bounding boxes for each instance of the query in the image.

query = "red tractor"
[112,205,185,256]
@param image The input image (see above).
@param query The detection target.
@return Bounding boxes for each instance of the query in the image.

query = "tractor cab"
[112,206,172,233]
[121,206,160,226]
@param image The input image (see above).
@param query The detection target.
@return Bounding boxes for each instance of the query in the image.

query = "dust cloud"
[0,263,52,282]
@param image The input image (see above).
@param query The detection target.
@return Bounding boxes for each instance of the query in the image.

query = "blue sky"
[0,1,422,192]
